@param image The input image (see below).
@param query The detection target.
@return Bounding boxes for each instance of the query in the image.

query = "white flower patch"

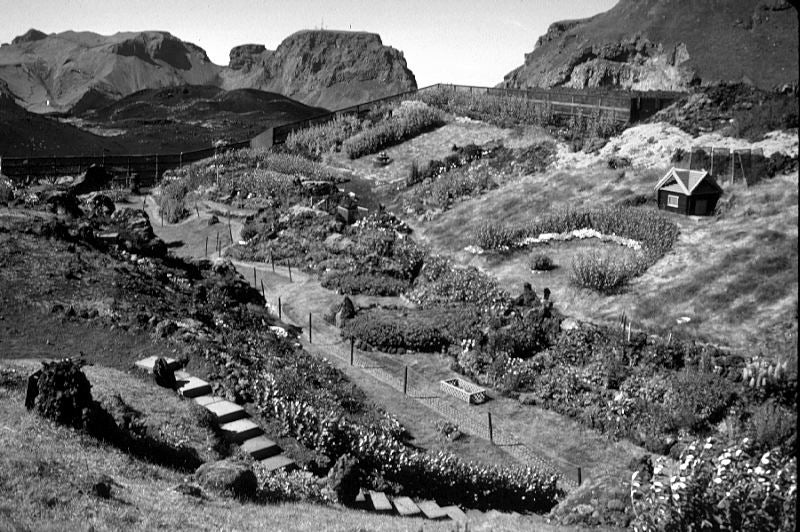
[464,245,485,255]
[515,228,642,250]
[269,326,288,338]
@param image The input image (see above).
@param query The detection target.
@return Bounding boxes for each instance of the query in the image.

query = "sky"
[0,0,618,87]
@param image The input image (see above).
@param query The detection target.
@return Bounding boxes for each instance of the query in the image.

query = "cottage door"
[695,199,707,215]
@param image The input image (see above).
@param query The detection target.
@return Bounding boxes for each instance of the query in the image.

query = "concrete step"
[441,506,467,522]
[193,395,224,407]
[134,356,178,373]
[258,454,297,473]
[417,500,449,520]
[177,376,212,398]
[204,400,247,424]
[220,418,263,443]
[391,496,421,517]
[368,491,393,512]
[241,436,281,460]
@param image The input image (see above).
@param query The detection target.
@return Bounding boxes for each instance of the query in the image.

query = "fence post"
[205,236,208,257]
[350,338,354,365]
[253,266,257,286]
[261,280,266,302]
[403,366,408,395]
[577,467,582,486]
[179,151,183,169]
[271,255,275,272]
[278,297,282,320]
[288,263,292,282]
[216,232,219,256]
[155,154,158,182]
[487,412,493,443]
[308,313,312,343]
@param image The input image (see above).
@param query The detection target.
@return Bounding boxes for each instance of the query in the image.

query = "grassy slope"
[1,360,557,532]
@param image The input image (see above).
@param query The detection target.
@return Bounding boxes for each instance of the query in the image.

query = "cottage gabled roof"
[654,167,722,195]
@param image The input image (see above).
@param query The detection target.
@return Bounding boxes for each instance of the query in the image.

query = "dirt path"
[145,195,644,488]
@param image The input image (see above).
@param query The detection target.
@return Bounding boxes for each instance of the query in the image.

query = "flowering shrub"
[342,101,446,159]
[321,270,410,297]
[631,438,797,531]
[529,252,555,271]
[406,256,508,309]
[343,310,448,353]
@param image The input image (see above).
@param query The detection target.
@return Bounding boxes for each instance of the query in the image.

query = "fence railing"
[1,82,682,184]
[678,146,768,186]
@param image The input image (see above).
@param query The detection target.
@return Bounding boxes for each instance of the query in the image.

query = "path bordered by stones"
[134,355,296,473]
[134,355,466,522]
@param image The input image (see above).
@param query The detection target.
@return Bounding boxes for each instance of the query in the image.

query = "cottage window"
[667,194,679,208]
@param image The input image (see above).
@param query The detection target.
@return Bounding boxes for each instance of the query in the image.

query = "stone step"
[258,454,297,473]
[355,489,366,505]
[441,506,467,522]
[417,500,449,520]
[368,491,393,512]
[220,418,263,443]
[134,356,178,373]
[177,376,212,398]
[241,436,281,460]
[391,496,421,517]
[204,400,247,424]
[193,395,224,407]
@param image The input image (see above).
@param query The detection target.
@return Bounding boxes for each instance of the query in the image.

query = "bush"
[529,252,555,271]
[745,400,796,454]
[327,454,363,505]
[322,270,410,297]
[157,181,190,223]
[285,115,365,156]
[32,359,94,429]
[632,438,796,531]
[342,101,446,159]
[343,311,448,353]
[663,370,738,433]
[569,249,639,293]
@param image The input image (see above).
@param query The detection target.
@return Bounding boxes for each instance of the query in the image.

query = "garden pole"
[278,297,282,320]
[577,467,582,486]
[253,267,257,286]
[308,313,312,343]
[204,236,208,257]
[288,264,292,282]
[272,256,275,272]
[350,338,354,365]
[216,232,219,256]
[487,412,493,444]
[261,280,266,302]
[403,367,408,395]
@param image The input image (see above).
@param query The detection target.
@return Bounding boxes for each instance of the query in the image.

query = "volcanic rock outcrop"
[221,30,417,110]
[500,0,798,92]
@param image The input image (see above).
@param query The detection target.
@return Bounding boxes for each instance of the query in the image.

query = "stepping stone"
[368,491,393,512]
[441,506,467,522]
[204,400,247,423]
[417,500,448,520]
[177,376,212,398]
[220,419,263,443]
[134,356,178,373]
[258,454,297,472]
[241,436,281,460]
[391,496,421,517]
[193,395,223,407]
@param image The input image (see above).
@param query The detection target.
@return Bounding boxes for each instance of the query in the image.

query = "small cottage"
[654,167,723,216]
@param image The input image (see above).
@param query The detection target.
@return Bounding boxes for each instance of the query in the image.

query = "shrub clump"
[157,181,190,223]
[530,252,555,271]
[342,101,446,159]
[31,359,95,429]
[569,249,639,293]
[327,454,364,506]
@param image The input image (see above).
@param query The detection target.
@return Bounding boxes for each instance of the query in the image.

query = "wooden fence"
[0,140,250,186]
[1,82,681,184]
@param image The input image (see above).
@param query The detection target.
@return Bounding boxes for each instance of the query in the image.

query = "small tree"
[327,454,363,506]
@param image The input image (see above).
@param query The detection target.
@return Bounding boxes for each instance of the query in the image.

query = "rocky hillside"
[220,30,417,110]
[500,0,798,92]
[0,30,219,113]
[0,28,416,114]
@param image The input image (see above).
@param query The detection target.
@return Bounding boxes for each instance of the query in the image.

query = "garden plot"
[325,121,548,187]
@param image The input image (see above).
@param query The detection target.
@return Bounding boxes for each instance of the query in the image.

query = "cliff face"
[221,30,417,110]
[0,28,417,114]
[501,0,799,92]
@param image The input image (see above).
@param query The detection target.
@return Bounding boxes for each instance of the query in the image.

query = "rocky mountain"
[0,28,416,114]
[500,0,799,92]
[220,30,417,110]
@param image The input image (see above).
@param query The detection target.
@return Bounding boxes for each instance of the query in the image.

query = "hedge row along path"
[143,195,644,492]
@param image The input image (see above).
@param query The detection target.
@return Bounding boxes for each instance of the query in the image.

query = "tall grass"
[285,115,365,156]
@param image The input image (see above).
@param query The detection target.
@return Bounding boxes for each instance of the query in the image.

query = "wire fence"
[238,259,582,491]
